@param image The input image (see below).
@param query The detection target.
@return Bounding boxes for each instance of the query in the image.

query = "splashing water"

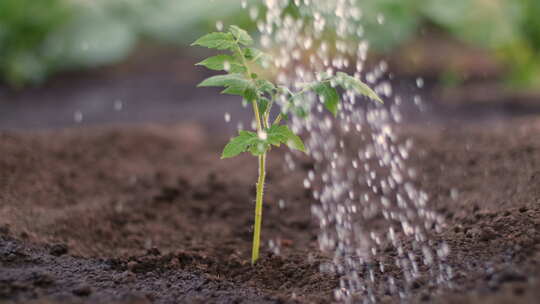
[238,0,452,302]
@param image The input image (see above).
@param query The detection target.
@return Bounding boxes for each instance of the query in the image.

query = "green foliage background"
[360,0,540,86]
[0,0,255,87]
[1,0,539,87]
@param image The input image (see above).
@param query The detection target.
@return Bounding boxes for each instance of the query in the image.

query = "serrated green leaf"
[249,142,269,156]
[335,72,384,103]
[196,55,246,73]
[222,130,271,158]
[221,125,305,158]
[191,32,236,50]
[267,125,306,152]
[244,48,271,65]
[312,82,340,116]
[221,131,258,159]
[198,74,251,97]
[242,84,258,101]
[256,79,276,95]
[229,25,254,46]
[286,94,309,119]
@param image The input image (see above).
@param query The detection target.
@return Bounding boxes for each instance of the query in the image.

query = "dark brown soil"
[1,118,539,303]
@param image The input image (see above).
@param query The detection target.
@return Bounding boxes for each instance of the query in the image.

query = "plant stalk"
[251,153,266,264]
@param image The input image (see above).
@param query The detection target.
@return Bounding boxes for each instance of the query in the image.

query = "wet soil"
[0,117,539,303]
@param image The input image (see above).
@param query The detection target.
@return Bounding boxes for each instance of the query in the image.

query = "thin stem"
[263,99,273,128]
[234,41,263,133]
[252,100,263,132]
[234,39,267,265]
[273,113,283,125]
[234,41,251,78]
[251,153,266,264]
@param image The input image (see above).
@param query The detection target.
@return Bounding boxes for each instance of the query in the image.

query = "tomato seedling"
[193,25,382,264]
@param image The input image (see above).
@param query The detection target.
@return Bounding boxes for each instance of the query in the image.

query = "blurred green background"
[1,0,539,88]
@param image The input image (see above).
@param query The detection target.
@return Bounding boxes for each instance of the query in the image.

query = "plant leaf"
[312,81,340,116]
[222,130,271,158]
[222,125,305,158]
[221,131,257,159]
[256,79,276,95]
[242,83,258,101]
[267,125,306,152]
[191,32,236,50]
[286,94,309,118]
[196,55,246,73]
[248,141,269,156]
[198,74,251,97]
[229,25,254,46]
[335,72,384,103]
[244,48,271,65]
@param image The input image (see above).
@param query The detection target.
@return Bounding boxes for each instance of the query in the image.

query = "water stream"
[242,1,453,302]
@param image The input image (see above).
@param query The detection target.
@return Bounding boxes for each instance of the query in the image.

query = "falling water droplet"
[258,131,267,140]
[416,77,424,88]
[114,100,123,111]
[376,14,385,25]
[74,110,83,123]
[216,21,224,31]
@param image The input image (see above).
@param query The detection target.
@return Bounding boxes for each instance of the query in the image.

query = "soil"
[0,116,539,303]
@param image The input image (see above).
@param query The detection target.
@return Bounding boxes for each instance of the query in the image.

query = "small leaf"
[242,84,258,101]
[249,141,269,156]
[229,25,254,46]
[312,82,340,116]
[221,125,305,158]
[335,72,383,103]
[191,32,235,50]
[221,131,257,159]
[244,48,271,65]
[267,125,306,152]
[198,74,251,97]
[256,79,276,95]
[285,132,306,152]
[196,55,246,73]
[286,94,309,118]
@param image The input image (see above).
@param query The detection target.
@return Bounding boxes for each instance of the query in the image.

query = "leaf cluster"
[193,25,382,159]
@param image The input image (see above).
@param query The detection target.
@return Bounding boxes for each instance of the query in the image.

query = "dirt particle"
[466,227,481,239]
[281,239,294,247]
[480,227,499,242]
[514,286,525,296]
[31,272,54,287]
[154,187,180,203]
[127,261,138,272]
[192,189,210,200]
[146,247,161,256]
[493,270,527,285]
[49,243,68,256]
[420,292,431,302]
[0,224,10,235]
[72,285,92,297]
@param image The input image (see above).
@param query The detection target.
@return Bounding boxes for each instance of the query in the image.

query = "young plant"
[192,25,382,265]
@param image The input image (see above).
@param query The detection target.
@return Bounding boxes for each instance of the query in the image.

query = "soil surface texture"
[1,118,540,303]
